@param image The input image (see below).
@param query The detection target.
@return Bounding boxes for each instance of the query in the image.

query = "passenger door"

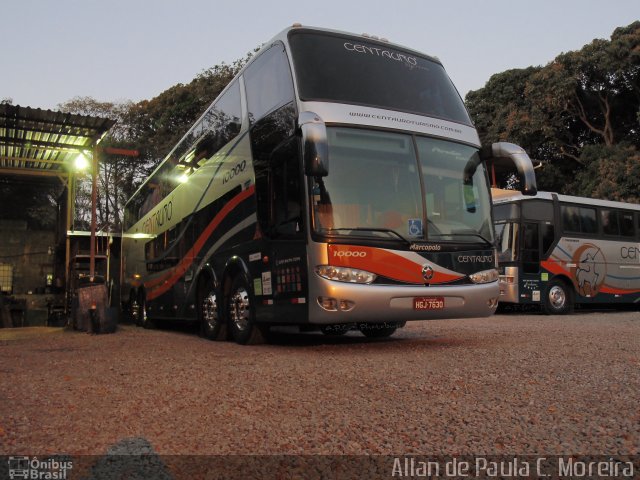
[521,222,540,274]
[267,137,308,323]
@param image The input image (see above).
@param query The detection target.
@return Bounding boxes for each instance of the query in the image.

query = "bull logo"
[572,244,606,297]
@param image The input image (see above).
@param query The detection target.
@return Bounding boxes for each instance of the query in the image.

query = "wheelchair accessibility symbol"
[408,219,423,238]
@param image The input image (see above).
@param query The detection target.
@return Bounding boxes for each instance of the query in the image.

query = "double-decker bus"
[493,189,640,314]
[121,25,535,344]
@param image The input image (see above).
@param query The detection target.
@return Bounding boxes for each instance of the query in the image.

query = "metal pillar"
[65,174,75,295]
[90,147,98,278]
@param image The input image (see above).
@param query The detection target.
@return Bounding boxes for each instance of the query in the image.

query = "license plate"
[414,297,445,310]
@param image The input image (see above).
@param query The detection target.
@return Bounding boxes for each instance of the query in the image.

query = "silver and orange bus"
[121,25,534,343]
[494,189,640,313]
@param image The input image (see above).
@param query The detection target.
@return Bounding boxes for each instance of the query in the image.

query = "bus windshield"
[312,128,494,245]
[289,30,471,125]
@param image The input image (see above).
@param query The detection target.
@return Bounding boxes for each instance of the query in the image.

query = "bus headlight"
[316,265,377,284]
[469,269,499,284]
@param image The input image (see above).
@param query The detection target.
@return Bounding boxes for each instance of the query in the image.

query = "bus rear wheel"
[198,278,226,341]
[227,275,264,345]
[542,278,574,315]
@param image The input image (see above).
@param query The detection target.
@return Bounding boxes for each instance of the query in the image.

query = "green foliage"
[58,97,144,230]
[57,52,253,231]
[466,66,542,145]
[570,144,640,202]
[466,21,640,202]
[126,56,251,171]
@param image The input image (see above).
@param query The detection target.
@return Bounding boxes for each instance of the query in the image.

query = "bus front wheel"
[542,279,574,315]
[129,290,141,326]
[227,275,264,345]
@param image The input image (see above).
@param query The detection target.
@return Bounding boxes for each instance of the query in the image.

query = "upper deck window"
[289,31,471,125]
[245,43,295,124]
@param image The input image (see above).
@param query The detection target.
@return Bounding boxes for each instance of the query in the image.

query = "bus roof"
[491,189,640,211]
[268,24,443,65]
[125,24,449,211]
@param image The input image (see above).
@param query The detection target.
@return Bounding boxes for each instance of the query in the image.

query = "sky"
[2,0,638,110]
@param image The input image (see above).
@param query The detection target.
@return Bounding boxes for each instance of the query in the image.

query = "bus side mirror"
[299,111,329,177]
[482,142,538,196]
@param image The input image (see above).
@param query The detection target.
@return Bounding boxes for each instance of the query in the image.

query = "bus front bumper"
[307,279,500,325]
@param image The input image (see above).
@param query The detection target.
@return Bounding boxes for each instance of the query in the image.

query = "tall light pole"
[66,152,89,291]
[90,146,99,279]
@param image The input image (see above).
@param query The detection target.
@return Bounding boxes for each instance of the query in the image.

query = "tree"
[126,56,250,169]
[466,21,640,202]
[466,67,541,145]
[570,144,640,202]
[57,97,145,232]
[525,22,639,155]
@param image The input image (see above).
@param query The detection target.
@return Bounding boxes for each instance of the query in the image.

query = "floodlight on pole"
[75,152,90,171]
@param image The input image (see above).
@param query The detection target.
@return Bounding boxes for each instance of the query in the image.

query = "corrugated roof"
[0,104,115,178]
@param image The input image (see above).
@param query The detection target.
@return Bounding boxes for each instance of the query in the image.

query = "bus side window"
[245,42,297,237]
[541,222,555,257]
[561,205,580,233]
[561,204,596,235]
[601,209,620,236]
[245,43,295,124]
[198,81,242,161]
[620,211,634,237]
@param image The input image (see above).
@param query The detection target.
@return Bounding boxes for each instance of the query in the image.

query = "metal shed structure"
[0,104,115,293]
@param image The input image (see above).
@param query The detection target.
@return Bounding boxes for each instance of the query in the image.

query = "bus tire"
[198,278,226,341]
[227,275,264,345]
[359,323,398,338]
[542,278,574,315]
[138,291,155,329]
[129,290,141,326]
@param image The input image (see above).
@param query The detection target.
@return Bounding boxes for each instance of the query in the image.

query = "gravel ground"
[1,310,638,461]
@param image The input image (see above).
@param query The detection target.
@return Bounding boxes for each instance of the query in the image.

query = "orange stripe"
[145,186,255,300]
[541,260,640,296]
[328,245,463,284]
[599,285,640,295]
[541,259,568,276]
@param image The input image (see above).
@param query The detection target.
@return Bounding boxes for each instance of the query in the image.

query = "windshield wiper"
[325,227,411,245]
[449,230,494,247]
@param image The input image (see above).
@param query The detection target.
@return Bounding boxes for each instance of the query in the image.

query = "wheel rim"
[202,292,219,331]
[548,285,566,310]
[140,301,148,325]
[230,287,250,332]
